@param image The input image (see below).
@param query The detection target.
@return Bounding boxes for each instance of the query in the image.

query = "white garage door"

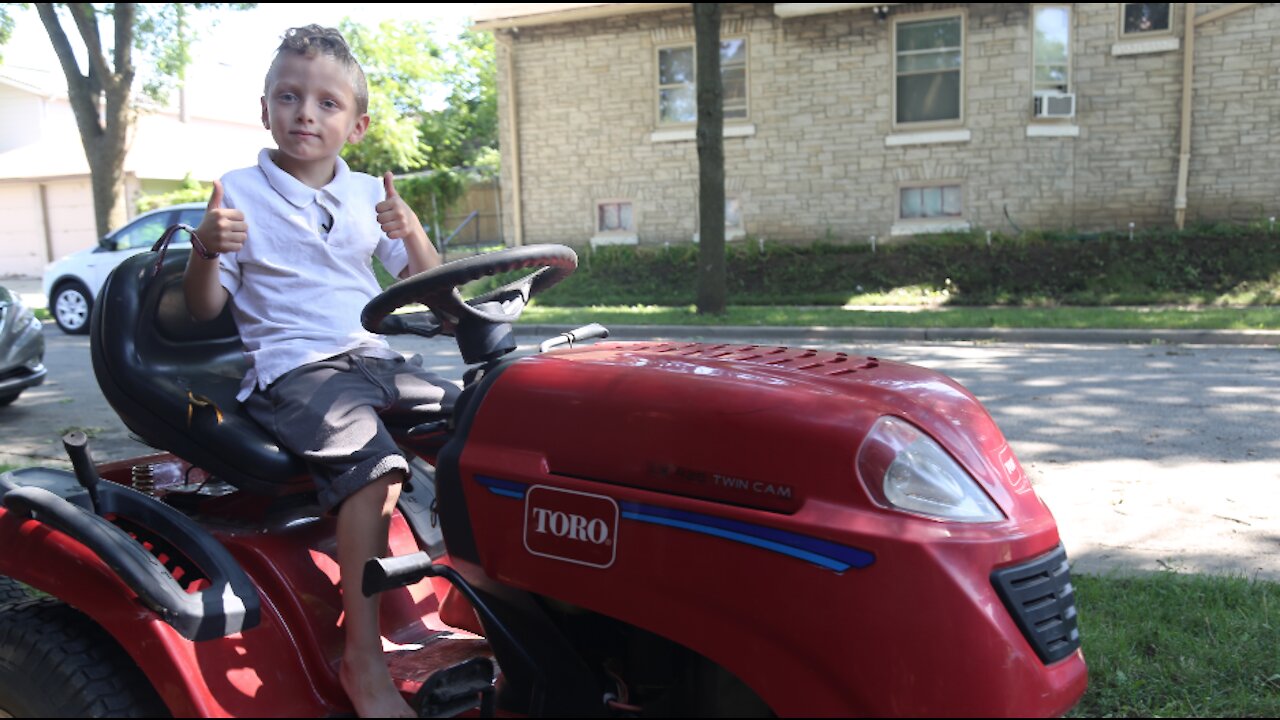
[0,184,48,278]
[44,179,97,262]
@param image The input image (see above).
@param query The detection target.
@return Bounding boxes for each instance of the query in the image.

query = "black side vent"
[991,544,1081,664]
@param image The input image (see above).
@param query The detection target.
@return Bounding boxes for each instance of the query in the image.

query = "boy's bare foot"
[340,653,415,718]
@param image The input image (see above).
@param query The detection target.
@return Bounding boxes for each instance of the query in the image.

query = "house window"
[598,201,634,233]
[1033,6,1071,94]
[894,14,964,126]
[725,197,743,233]
[1120,3,1171,36]
[900,184,963,220]
[657,39,748,125]
[692,196,746,243]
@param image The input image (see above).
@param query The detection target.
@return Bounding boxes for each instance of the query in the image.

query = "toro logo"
[523,485,619,568]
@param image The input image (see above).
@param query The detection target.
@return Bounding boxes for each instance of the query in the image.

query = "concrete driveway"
[2,320,1278,581]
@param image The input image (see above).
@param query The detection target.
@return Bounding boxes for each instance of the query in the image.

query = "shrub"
[480,224,1280,307]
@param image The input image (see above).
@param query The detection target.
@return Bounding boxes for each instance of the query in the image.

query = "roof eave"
[473,3,688,31]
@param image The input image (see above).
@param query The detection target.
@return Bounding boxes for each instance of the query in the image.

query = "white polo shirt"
[218,149,410,401]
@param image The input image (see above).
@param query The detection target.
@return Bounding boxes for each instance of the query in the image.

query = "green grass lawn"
[1070,572,1280,717]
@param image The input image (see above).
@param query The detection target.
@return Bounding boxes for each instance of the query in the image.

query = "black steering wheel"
[361,244,577,338]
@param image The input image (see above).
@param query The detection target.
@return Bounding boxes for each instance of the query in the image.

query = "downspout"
[39,184,55,263]
[1174,3,1258,229]
[1174,3,1194,230]
[500,30,525,247]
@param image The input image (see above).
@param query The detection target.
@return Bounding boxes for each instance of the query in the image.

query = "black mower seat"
[91,251,311,496]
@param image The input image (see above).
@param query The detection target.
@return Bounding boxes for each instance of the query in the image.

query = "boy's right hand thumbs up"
[195,180,247,257]
[207,179,225,211]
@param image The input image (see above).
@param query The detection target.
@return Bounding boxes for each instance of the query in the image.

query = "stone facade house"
[474,2,1279,248]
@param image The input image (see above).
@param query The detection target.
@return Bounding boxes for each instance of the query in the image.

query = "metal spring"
[131,463,156,495]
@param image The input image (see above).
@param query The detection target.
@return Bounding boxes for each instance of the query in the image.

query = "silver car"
[0,286,47,407]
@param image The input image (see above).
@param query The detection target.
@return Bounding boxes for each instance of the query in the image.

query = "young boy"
[183,25,455,718]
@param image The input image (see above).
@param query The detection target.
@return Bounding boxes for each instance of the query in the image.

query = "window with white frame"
[894,14,964,126]
[657,39,748,126]
[1120,3,1171,36]
[597,201,634,233]
[900,184,963,221]
[1033,5,1071,94]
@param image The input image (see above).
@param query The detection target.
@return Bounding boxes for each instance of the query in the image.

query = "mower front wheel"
[0,597,169,717]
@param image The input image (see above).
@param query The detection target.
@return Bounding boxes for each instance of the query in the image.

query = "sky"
[4,4,480,121]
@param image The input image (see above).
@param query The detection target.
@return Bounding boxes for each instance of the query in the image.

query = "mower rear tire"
[0,597,169,717]
[0,579,30,607]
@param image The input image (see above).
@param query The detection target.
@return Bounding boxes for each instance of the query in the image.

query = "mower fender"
[0,508,332,718]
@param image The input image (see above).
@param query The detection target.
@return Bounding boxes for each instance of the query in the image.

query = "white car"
[42,202,206,334]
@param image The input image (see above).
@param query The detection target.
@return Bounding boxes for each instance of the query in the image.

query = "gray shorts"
[243,352,459,513]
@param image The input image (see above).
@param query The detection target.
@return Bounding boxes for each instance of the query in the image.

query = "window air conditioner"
[1034,91,1076,119]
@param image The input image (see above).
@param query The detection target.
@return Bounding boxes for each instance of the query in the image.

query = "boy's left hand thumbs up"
[376,171,418,241]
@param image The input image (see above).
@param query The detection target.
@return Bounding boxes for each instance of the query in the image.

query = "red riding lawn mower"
[0,245,1086,717]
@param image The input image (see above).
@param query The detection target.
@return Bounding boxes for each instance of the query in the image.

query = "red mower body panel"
[453,342,1086,717]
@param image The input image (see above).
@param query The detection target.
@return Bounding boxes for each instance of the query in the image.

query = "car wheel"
[51,282,92,335]
[0,395,16,408]
[0,597,168,717]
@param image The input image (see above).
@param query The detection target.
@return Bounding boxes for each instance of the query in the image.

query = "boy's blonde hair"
[264,25,369,116]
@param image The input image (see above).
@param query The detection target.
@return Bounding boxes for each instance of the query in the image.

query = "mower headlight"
[857,416,1004,523]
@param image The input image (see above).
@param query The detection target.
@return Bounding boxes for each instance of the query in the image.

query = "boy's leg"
[243,357,419,717]
[244,354,456,716]
[336,471,415,718]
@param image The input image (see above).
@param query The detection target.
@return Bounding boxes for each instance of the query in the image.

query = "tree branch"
[66,3,114,90]
[35,4,99,128]
[112,3,136,86]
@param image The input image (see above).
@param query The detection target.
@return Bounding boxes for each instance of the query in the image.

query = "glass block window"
[900,185,963,220]
[725,197,743,231]
[598,201,634,233]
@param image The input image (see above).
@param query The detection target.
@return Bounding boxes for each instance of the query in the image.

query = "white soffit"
[474,3,687,30]
[775,3,902,19]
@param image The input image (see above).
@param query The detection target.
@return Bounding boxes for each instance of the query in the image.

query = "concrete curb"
[522,323,1280,347]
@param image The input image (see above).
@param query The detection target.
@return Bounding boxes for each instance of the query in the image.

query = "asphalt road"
[3,322,1278,581]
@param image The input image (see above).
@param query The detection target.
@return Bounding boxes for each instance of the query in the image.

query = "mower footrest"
[414,656,496,718]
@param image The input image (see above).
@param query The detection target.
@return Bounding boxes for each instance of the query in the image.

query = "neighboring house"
[475,2,1280,248]
[0,66,267,277]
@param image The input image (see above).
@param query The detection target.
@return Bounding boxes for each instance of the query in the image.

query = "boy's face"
[261,53,369,171]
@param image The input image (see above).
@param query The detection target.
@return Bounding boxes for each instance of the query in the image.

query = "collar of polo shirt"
[256,148,351,210]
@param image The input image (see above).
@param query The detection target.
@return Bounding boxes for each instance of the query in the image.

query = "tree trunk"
[38,3,135,238]
[694,3,726,316]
